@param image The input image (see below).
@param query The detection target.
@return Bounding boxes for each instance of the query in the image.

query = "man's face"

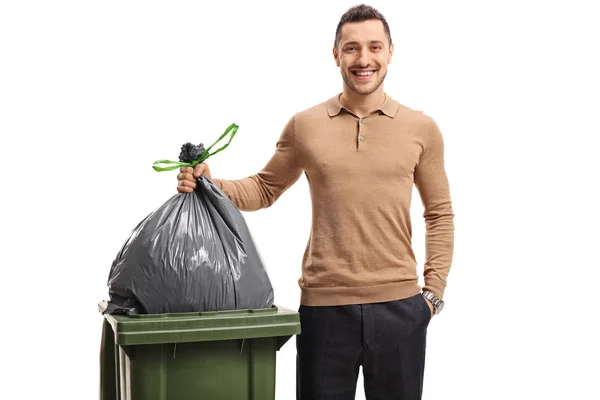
[333,19,393,96]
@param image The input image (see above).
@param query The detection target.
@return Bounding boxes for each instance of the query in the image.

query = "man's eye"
[372,46,382,50]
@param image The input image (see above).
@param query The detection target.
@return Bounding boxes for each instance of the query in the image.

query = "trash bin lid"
[98,301,300,346]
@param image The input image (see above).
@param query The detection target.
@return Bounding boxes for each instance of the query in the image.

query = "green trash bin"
[99,301,300,400]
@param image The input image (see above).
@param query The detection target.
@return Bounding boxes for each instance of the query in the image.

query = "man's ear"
[388,43,394,64]
[333,46,341,67]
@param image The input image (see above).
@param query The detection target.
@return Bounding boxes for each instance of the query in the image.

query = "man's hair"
[334,4,392,49]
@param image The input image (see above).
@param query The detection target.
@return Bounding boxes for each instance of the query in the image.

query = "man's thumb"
[193,164,203,178]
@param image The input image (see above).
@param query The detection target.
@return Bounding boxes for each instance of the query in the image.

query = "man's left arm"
[414,117,455,303]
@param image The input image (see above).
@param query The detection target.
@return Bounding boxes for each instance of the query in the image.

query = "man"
[177,4,454,400]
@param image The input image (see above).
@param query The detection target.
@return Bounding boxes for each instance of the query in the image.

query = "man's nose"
[357,50,369,67]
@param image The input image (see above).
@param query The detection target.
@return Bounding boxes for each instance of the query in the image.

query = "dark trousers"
[296,293,431,400]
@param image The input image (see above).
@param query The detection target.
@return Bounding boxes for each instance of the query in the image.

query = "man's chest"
[297,121,426,183]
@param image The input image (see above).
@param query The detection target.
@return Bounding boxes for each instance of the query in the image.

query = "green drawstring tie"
[152,123,239,172]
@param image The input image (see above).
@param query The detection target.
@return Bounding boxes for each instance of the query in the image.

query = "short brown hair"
[334,4,392,49]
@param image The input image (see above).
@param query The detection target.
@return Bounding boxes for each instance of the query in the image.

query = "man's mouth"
[351,70,376,80]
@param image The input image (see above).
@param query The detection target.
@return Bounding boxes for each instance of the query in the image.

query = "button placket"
[357,118,365,148]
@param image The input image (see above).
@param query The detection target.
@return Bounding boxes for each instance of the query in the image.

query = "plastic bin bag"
[103,123,274,315]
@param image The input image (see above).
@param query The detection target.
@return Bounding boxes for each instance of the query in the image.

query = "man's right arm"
[178,115,303,212]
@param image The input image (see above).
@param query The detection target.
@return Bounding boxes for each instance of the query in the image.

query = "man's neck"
[339,88,386,119]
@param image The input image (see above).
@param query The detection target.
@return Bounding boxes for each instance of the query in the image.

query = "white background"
[1,0,599,399]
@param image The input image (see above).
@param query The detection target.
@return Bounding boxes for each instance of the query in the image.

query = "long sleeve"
[212,115,303,212]
[413,118,455,299]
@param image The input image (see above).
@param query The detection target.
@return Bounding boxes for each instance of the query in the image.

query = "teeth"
[355,71,374,76]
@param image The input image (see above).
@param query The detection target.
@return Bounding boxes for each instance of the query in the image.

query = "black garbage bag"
[103,123,274,315]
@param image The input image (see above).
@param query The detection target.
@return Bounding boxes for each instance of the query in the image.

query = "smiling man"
[177,4,455,400]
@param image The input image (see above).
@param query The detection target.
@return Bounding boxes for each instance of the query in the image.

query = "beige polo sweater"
[213,94,454,306]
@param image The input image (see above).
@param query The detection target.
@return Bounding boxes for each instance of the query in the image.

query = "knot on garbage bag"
[179,143,206,163]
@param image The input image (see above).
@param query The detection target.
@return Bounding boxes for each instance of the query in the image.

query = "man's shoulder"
[393,101,436,125]
[293,96,337,121]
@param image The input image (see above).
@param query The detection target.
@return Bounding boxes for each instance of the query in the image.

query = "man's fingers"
[177,172,196,182]
[178,179,196,189]
[176,166,199,193]
[177,185,194,193]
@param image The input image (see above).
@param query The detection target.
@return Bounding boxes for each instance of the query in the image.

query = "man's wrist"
[422,290,444,315]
